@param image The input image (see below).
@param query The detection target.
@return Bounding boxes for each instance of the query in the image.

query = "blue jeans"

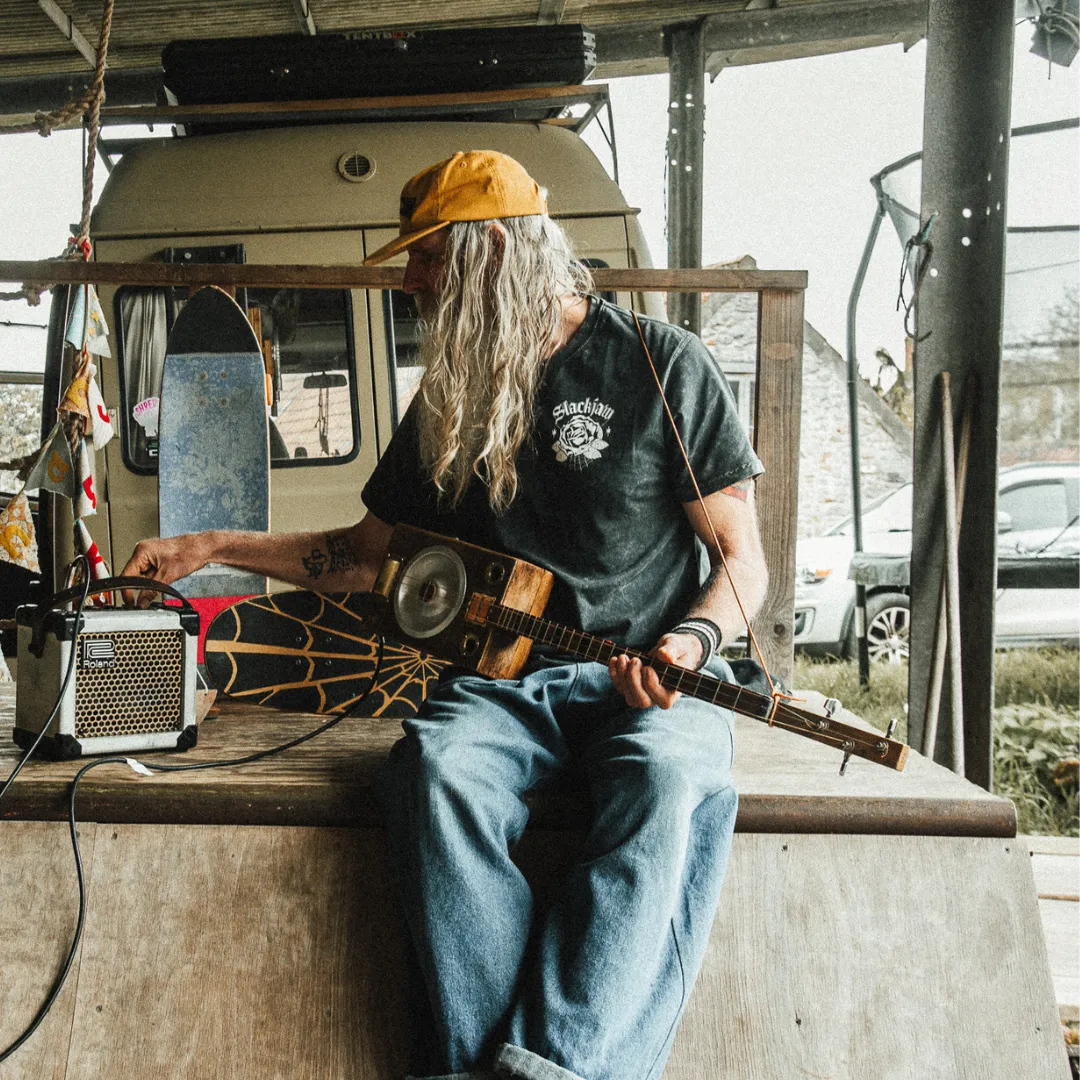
[379,656,738,1080]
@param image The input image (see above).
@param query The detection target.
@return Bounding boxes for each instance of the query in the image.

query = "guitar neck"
[476,600,907,771]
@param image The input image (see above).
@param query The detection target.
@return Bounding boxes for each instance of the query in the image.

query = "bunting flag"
[75,439,98,519]
[58,354,92,426]
[75,517,111,581]
[65,284,112,357]
[0,488,41,573]
[85,365,115,449]
[24,423,78,499]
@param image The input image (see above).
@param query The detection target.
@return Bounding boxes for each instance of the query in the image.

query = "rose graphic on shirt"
[553,414,608,464]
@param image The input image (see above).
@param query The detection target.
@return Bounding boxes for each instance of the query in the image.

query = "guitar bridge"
[466,592,495,626]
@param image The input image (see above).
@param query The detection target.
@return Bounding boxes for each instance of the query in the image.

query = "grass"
[793,648,1079,836]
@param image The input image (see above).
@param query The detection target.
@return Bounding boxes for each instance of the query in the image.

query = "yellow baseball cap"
[363,150,547,265]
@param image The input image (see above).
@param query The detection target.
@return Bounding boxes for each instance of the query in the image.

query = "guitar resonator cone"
[393,545,468,640]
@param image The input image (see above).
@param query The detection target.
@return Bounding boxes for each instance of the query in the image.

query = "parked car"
[794,461,1080,662]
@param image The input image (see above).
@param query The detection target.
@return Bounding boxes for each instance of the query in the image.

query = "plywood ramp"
[0,687,1068,1079]
[0,824,408,1080]
[671,835,1067,1080]
[0,825,1069,1080]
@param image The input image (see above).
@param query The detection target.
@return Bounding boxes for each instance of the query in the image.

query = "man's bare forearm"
[203,523,384,592]
[684,550,769,647]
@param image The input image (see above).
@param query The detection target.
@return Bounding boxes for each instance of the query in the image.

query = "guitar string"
[629,309,791,723]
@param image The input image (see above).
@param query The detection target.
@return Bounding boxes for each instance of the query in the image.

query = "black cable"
[0,626,385,1064]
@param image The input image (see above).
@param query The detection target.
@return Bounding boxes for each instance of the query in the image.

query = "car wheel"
[864,592,910,664]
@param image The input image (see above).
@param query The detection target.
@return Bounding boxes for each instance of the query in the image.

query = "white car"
[794,462,1080,662]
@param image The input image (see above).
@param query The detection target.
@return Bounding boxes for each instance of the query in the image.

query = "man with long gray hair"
[123,150,768,1080]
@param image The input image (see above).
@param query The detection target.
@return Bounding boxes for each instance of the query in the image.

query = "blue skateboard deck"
[159,286,270,598]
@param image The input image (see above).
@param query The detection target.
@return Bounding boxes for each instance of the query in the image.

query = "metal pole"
[666,20,706,337]
[846,198,887,686]
[908,0,1014,788]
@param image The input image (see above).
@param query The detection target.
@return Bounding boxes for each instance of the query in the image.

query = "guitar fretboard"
[474,599,907,771]
[487,603,774,721]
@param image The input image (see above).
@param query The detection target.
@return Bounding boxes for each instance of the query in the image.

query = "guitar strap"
[630,309,789,719]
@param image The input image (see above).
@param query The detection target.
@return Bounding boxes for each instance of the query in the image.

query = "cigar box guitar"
[370,524,908,771]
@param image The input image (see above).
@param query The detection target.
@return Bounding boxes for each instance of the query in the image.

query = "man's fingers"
[609,654,680,710]
[120,543,164,606]
[609,655,650,708]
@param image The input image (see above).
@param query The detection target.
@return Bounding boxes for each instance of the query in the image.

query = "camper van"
[40,117,654,594]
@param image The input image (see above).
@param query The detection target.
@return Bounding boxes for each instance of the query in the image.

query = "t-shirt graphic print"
[551,397,614,466]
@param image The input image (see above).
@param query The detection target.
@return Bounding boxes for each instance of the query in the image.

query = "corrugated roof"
[0,0,924,89]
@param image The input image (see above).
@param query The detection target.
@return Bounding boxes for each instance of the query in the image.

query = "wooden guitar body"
[370,524,553,679]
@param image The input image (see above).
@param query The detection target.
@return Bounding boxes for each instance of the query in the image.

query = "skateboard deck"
[204,590,450,717]
[159,286,269,598]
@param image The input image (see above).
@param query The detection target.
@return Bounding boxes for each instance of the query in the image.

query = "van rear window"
[114,287,359,472]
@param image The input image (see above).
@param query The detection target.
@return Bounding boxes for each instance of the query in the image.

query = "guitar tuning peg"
[886,719,898,739]
[823,697,841,718]
[839,750,853,777]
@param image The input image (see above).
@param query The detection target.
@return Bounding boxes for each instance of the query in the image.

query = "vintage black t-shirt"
[361,297,763,649]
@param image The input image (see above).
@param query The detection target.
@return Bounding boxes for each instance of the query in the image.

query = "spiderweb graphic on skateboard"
[204,589,449,717]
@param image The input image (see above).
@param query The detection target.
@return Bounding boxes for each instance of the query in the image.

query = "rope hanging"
[0,0,115,303]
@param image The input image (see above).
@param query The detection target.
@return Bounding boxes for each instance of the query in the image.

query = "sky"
[583,32,1078,377]
[0,27,1077,376]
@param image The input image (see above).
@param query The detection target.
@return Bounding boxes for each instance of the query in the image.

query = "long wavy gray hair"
[415,214,593,512]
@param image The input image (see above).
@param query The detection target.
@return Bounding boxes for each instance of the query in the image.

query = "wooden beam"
[290,0,317,36]
[36,0,97,68]
[99,83,610,127]
[0,261,808,293]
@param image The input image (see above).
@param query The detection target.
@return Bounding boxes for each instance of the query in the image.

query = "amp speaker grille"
[74,630,185,738]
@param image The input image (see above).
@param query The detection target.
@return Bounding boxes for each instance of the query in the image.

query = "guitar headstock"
[774,694,909,772]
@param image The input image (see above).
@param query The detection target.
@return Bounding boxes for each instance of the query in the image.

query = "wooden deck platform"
[1024,833,1080,1024]
[0,683,1069,1080]
[0,685,1015,836]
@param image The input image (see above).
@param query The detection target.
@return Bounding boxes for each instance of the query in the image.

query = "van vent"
[338,152,375,182]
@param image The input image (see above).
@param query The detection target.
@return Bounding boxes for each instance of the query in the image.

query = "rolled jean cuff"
[494,1044,587,1080]
[405,1072,497,1079]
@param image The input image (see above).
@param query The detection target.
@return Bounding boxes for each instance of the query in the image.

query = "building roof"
[0,1,926,118]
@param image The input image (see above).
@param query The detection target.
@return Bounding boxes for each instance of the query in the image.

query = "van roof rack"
[97,83,618,178]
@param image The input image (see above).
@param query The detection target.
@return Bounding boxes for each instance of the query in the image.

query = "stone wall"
[1000,341,1079,467]
[0,384,43,494]
[797,322,912,538]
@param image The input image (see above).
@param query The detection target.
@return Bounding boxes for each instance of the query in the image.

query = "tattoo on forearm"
[302,548,327,578]
[303,533,358,579]
[719,478,752,502]
[327,532,359,575]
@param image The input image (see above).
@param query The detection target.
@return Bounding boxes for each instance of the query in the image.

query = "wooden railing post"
[753,288,804,684]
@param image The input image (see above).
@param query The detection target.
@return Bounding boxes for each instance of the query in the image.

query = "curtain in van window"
[120,291,168,406]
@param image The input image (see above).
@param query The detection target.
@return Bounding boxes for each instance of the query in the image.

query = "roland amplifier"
[14,605,200,760]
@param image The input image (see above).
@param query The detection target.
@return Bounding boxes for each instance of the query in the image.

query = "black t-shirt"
[362,297,762,649]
